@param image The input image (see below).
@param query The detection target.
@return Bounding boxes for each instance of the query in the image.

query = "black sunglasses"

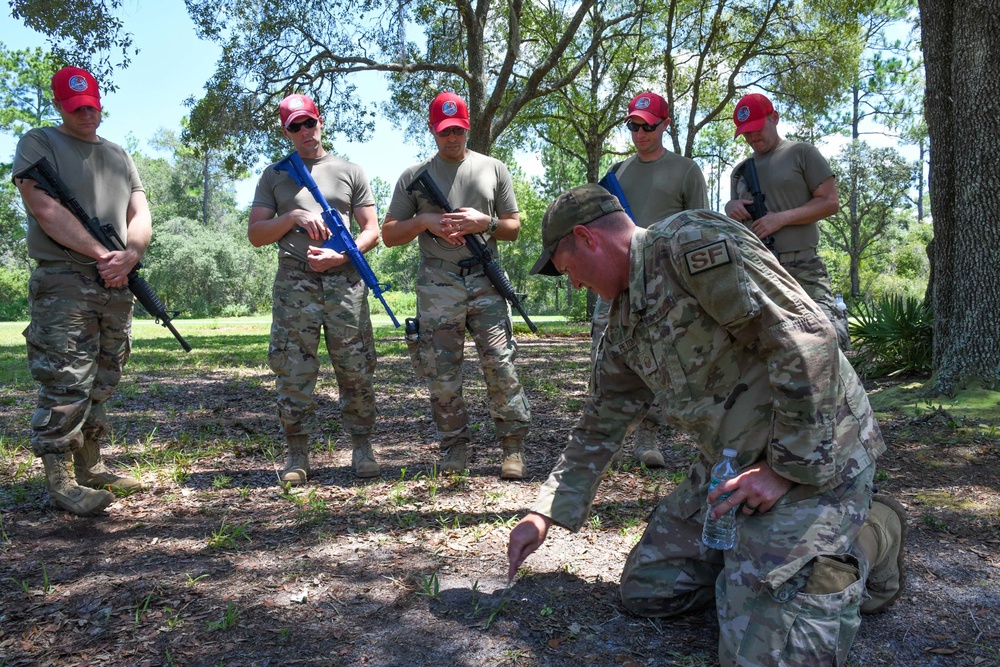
[626,119,663,133]
[287,117,318,133]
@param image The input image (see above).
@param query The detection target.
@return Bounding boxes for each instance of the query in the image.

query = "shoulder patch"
[685,240,731,275]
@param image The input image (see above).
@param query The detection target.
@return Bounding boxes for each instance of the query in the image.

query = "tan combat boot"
[633,421,666,468]
[856,494,908,614]
[440,442,469,474]
[43,452,114,516]
[500,437,525,480]
[351,435,380,479]
[280,435,311,486]
[74,437,142,491]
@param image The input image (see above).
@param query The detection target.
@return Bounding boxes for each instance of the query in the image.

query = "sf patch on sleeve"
[685,240,731,276]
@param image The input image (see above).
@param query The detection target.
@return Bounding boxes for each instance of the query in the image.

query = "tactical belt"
[278,255,352,274]
[423,257,485,277]
[776,248,819,264]
[35,259,100,278]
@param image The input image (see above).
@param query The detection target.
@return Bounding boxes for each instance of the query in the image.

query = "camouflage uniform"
[253,155,378,440]
[268,259,376,438]
[531,209,885,666]
[13,126,143,457]
[595,146,709,453]
[387,152,530,451]
[23,264,133,455]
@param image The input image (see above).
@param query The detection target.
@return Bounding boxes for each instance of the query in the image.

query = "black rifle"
[405,170,538,333]
[14,157,192,352]
[733,158,776,254]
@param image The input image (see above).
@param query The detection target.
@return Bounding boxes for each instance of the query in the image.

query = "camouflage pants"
[23,263,134,456]
[415,264,530,449]
[780,250,851,351]
[620,455,875,667]
[268,260,377,438]
[592,296,663,429]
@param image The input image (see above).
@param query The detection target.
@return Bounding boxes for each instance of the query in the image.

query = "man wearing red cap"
[725,93,850,350]
[383,92,530,479]
[595,91,709,469]
[12,66,151,515]
[249,94,381,483]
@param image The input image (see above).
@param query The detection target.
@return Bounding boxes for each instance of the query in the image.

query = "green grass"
[0,315,583,388]
[868,381,1000,421]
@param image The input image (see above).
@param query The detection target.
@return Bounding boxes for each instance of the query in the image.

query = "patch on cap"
[442,101,458,116]
[635,96,651,109]
[736,106,751,122]
[68,75,89,92]
[685,241,731,275]
[287,97,305,110]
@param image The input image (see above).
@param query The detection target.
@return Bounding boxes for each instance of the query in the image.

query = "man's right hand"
[286,209,331,241]
[507,512,552,581]
[724,198,754,222]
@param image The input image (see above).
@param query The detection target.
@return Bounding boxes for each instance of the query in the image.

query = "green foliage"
[822,141,916,296]
[8,0,137,86]
[0,46,60,137]
[850,294,932,379]
[142,218,275,318]
[0,265,29,321]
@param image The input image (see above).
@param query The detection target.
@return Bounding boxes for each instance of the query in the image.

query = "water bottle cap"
[722,448,738,458]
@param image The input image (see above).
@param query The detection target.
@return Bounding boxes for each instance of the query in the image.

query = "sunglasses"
[287,117,318,133]
[436,127,468,137]
[626,119,663,133]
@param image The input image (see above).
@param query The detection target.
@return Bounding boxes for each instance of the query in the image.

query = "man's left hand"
[307,246,349,272]
[97,249,140,288]
[750,212,784,240]
[707,460,794,518]
[441,207,487,242]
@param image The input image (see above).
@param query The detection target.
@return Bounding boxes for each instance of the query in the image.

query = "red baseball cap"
[429,92,470,133]
[279,94,320,128]
[627,92,669,125]
[733,93,775,137]
[52,67,102,113]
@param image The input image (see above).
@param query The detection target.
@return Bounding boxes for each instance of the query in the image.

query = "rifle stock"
[273,152,400,328]
[14,157,192,352]
[405,170,538,333]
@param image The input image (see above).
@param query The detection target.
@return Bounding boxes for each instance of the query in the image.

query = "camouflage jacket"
[532,210,884,531]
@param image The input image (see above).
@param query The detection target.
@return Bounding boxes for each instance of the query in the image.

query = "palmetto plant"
[850,295,933,378]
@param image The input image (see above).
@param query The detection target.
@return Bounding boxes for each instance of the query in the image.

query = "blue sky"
[1,2,425,205]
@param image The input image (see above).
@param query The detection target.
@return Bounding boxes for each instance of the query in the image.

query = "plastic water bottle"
[835,293,848,314]
[702,448,740,550]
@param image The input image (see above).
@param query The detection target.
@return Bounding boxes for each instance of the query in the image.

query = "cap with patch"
[530,183,624,276]
[52,67,102,113]
[429,91,470,133]
[732,93,774,138]
[279,94,320,128]
[627,91,669,125]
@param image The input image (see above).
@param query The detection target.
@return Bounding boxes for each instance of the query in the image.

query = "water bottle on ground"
[702,448,740,550]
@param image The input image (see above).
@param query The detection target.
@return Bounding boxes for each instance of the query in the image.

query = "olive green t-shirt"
[387,150,518,264]
[13,126,144,263]
[252,153,375,264]
[616,150,709,228]
[730,139,835,253]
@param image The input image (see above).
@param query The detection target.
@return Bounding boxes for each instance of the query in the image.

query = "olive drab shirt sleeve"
[664,212,844,486]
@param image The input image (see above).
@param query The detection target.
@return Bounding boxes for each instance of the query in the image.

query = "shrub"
[0,264,29,321]
[850,295,932,379]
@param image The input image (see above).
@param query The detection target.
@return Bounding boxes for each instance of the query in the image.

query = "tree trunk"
[919,0,1000,394]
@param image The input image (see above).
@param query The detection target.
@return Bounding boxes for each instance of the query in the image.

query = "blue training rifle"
[274,152,400,327]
